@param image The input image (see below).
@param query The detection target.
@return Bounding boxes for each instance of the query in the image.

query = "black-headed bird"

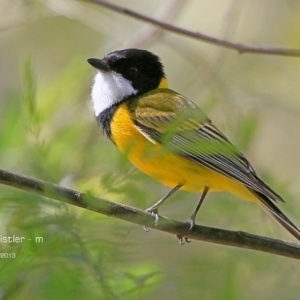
[87,48,300,241]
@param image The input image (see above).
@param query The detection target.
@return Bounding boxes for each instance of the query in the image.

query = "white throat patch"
[91,71,138,117]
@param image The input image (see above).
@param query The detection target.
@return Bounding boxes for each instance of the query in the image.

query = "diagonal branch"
[88,0,300,57]
[0,168,299,259]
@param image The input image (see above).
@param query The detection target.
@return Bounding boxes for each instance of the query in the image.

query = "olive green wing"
[130,89,283,202]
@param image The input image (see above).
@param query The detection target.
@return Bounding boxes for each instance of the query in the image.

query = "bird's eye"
[127,67,139,77]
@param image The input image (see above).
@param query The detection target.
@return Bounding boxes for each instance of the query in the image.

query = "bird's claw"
[176,235,191,245]
[144,207,159,231]
[146,207,159,224]
[186,217,195,230]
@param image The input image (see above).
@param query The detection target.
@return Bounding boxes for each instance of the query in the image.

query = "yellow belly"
[110,103,259,203]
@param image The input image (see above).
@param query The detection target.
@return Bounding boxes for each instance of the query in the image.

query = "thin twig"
[0,168,299,259]
[88,0,300,57]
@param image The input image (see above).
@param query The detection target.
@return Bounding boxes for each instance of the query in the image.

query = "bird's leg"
[145,184,182,226]
[187,186,210,230]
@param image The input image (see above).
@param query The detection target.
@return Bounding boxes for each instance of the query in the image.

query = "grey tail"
[251,190,300,241]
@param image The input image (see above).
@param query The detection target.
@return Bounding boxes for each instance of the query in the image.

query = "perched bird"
[87,48,300,241]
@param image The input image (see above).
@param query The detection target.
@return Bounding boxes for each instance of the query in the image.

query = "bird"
[87,48,300,241]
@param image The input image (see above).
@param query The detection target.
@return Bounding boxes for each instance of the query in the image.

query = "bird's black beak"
[87,58,109,72]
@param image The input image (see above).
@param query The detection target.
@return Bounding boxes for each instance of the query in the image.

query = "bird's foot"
[174,217,196,244]
[144,207,159,231]
[176,235,191,245]
[186,217,196,230]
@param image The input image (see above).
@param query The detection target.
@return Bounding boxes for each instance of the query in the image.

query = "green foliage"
[0,58,162,299]
[1,2,300,299]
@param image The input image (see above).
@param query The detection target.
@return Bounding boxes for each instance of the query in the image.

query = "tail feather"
[251,190,300,241]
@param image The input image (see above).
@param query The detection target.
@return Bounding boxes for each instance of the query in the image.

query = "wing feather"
[131,89,283,202]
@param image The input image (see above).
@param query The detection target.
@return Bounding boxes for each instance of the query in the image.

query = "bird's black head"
[88,48,166,94]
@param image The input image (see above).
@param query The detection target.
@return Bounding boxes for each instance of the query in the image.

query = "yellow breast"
[110,102,259,203]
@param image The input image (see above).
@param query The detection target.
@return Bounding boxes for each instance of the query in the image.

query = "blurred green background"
[1,0,300,299]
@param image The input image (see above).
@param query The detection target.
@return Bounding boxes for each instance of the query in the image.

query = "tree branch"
[88,0,300,57]
[0,168,299,259]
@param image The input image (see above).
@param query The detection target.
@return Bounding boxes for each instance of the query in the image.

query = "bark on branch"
[0,168,299,259]
[88,0,300,57]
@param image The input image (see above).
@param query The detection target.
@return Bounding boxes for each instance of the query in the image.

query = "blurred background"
[1,0,300,299]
